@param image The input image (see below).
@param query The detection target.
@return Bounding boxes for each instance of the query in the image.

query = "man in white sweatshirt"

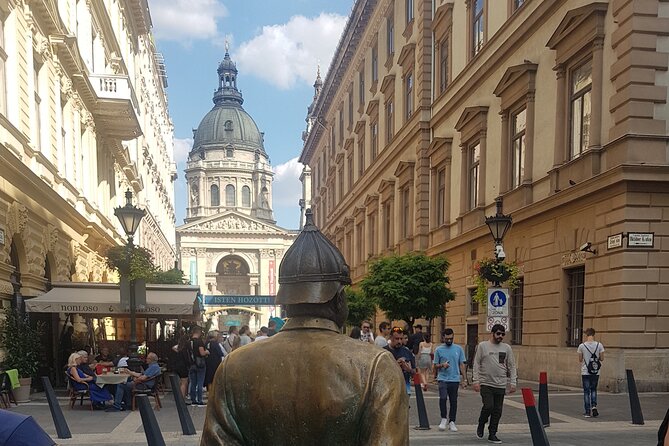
[472,324,517,444]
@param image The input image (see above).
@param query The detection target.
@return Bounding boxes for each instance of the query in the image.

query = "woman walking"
[172,335,191,399]
[417,333,434,391]
[189,326,209,407]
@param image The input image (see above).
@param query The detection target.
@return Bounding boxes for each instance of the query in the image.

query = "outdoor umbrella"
[0,409,55,446]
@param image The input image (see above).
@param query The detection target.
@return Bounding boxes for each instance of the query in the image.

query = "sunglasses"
[362,326,370,329]
[495,332,506,336]
[391,327,405,333]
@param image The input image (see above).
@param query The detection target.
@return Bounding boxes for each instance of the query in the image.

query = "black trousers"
[478,385,506,435]
[438,381,460,421]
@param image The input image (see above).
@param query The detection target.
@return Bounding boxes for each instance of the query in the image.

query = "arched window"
[226,147,234,157]
[242,186,251,207]
[226,184,235,206]
[210,184,220,206]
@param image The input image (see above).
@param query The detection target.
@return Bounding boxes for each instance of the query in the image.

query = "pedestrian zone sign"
[487,288,509,331]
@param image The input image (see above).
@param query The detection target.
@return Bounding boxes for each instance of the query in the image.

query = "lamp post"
[485,197,513,285]
[114,189,146,350]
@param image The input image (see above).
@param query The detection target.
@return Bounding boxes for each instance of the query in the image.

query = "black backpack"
[583,342,601,375]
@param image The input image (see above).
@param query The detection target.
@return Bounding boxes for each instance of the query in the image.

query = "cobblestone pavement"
[5,380,666,445]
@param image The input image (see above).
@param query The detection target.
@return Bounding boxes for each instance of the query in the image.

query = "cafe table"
[95,373,129,385]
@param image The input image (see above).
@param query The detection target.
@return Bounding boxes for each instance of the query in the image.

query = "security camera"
[495,244,506,261]
[580,242,592,252]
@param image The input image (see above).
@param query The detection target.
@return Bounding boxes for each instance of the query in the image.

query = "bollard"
[521,388,550,446]
[41,376,71,439]
[412,373,430,430]
[137,395,166,446]
[626,369,644,425]
[538,371,550,427]
[169,373,197,435]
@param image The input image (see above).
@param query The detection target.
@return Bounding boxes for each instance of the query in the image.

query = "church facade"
[177,51,297,331]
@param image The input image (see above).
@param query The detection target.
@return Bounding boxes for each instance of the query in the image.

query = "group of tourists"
[171,321,279,407]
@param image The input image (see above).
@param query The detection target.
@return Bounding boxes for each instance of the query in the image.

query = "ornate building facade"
[301,0,669,390]
[0,0,177,306]
[177,51,297,330]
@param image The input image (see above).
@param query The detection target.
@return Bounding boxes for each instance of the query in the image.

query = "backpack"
[583,342,601,375]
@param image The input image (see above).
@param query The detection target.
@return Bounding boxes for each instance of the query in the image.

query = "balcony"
[90,74,142,140]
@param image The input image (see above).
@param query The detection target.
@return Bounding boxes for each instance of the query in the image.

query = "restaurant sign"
[204,295,276,306]
[26,301,192,315]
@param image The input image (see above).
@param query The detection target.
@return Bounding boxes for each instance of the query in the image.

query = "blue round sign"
[489,290,507,307]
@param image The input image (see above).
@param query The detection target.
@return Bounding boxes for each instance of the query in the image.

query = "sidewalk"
[4,381,667,445]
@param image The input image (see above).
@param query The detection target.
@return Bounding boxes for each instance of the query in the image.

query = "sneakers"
[488,434,502,444]
[476,423,485,439]
[592,407,599,417]
[584,412,592,418]
[438,419,447,431]
[448,421,458,432]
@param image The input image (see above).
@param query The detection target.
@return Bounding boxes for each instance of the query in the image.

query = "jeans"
[438,381,460,421]
[114,381,131,408]
[189,365,206,403]
[478,385,506,435]
[582,374,599,414]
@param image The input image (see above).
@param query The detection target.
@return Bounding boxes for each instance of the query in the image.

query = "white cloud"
[173,137,193,163]
[272,158,303,206]
[149,0,227,43]
[235,13,348,89]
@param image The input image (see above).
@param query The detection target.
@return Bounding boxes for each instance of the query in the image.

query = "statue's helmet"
[276,209,351,304]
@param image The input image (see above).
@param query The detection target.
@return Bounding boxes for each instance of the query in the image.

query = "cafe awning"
[25,282,201,316]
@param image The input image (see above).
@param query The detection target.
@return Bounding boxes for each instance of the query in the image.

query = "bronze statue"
[202,209,409,445]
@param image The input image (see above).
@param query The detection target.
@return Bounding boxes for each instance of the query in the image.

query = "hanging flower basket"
[473,258,520,304]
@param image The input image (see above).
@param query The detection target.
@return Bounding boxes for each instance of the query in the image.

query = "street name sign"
[627,232,654,248]
[204,295,276,306]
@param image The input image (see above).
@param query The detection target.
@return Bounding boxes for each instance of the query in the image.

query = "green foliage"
[0,307,45,378]
[473,258,521,304]
[345,286,376,327]
[106,245,188,284]
[360,252,455,328]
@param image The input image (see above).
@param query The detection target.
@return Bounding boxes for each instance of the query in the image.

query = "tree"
[105,245,188,284]
[360,252,455,329]
[345,286,376,327]
[0,307,45,378]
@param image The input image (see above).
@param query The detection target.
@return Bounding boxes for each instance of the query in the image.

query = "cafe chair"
[0,372,17,408]
[131,375,162,411]
[65,371,93,411]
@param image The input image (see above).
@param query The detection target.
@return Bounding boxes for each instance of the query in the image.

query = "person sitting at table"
[95,347,115,367]
[67,352,112,410]
[113,348,129,368]
[77,350,97,378]
[106,352,161,412]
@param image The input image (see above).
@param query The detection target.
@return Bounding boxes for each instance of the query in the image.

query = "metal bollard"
[412,373,430,430]
[538,371,550,427]
[626,369,644,425]
[169,373,197,435]
[136,394,166,446]
[521,388,550,446]
[41,376,71,439]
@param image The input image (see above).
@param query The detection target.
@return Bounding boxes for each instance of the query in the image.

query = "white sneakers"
[438,419,458,432]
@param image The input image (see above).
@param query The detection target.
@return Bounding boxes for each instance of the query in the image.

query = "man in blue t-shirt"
[107,352,162,411]
[433,328,466,432]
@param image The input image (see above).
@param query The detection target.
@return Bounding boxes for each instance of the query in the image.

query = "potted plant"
[0,307,45,402]
[473,258,521,305]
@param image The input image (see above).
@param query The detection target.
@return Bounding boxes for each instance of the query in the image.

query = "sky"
[147,0,354,230]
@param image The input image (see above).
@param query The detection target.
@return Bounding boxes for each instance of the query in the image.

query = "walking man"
[472,324,517,444]
[578,327,605,417]
[433,328,466,432]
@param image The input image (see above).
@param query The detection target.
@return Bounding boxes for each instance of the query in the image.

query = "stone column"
[553,64,566,167]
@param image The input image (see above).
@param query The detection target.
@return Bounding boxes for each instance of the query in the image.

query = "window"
[224,120,233,131]
[226,147,234,157]
[339,108,344,144]
[468,143,480,210]
[404,72,413,121]
[338,167,343,200]
[387,14,395,56]
[472,0,485,57]
[401,186,410,238]
[384,201,392,248]
[436,168,446,226]
[385,100,394,142]
[34,58,43,149]
[210,184,220,207]
[370,120,378,161]
[368,213,377,257]
[469,288,479,316]
[439,38,449,93]
[570,60,592,159]
[241,185,251,207]
[0,11,7,116]
[511,108,526,189]
[356,222,365,265]
[347,156,354,190]
[330,123,336,157]
[371,44,378,83]
[348,89,354,128]
[510,279,524,345]
[225,184,235,206]
[406,0,414,24]
[358,135,365,177]
[359,66,365,107]
[566,266,585,347]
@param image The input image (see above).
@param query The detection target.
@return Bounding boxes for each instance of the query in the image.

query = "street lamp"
[485,197,512,262]
[114,189,146,352]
